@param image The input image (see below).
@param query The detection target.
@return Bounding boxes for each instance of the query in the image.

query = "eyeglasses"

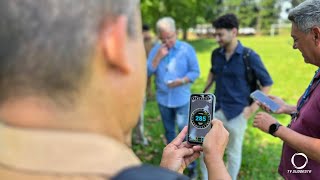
[159,33,176,42]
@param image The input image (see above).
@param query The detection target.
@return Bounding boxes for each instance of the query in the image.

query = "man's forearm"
[283,105,297,115]
[275,126,320,162]
[204,73,214,93]
[205,158,231,180]
[249,86,271,113]
[181,77,189,84]
[260,85,271,94]
[151,54,162,69]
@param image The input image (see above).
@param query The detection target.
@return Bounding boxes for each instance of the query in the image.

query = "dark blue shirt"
[211,41,273,120]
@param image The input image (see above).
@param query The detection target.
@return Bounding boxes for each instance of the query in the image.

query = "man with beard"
[202,13,273,180]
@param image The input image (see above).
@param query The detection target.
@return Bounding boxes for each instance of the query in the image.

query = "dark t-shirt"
[278,73,320,179]
[112,164,189,180]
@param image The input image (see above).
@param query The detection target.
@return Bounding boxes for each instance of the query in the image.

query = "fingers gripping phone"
[250,90,280,112]
[187,94,215,145]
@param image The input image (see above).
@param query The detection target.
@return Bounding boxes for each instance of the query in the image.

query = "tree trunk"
[256,10,262,34]
[182,28,188,40]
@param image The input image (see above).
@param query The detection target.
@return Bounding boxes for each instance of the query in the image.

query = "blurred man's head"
[0,0,145,143]
[143,24,152,43]
[156,17,177,49]
[213,13,239,48]
[288,0,320,66]
[143,24,151,35]
[142,24,153,55]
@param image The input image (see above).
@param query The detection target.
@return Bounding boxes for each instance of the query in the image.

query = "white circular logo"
[291,153,308,169]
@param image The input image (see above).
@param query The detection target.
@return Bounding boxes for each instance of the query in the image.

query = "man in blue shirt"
[147,16,200,178]
[147,17,200,143]
[201,14,273,180]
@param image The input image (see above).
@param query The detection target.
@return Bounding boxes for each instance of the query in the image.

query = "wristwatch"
[268,122,282,136]
[181,78,185,84]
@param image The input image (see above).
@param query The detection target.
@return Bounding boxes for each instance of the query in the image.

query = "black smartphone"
[187,93,215,145]
[250,90,280,112]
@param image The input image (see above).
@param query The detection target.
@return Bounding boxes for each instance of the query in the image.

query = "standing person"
[0,0,231,180]
[143,24,154,60]
[201,13,273,180]
[133,24,154,146]
[254,0,320,179]
[143,24,155,98]
[147,16,200,178]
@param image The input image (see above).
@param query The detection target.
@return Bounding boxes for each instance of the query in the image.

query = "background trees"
[141,0,287,39]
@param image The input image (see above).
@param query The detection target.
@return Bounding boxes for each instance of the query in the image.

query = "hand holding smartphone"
[187,93,215,145]
[250,90,280,112]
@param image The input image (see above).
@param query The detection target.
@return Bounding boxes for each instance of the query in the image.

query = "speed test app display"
[188,94,215,144]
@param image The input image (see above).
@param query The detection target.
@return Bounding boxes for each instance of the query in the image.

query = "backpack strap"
[242,47,254,86]
[243,47,262,104]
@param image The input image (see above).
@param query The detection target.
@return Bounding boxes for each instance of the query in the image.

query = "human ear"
[100,16,131,74]
[232,27,238,37]
[311,27,320,46]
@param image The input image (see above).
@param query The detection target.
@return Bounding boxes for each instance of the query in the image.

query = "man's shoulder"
[241,45,259,57]
[212,47,222,53]
[211,47,223,59]
[111,164,189,180]
[151,42,161,49]
[178,41,195,50]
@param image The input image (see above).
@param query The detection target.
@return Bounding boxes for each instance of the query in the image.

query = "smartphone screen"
[250,90,280,112]
[187,94,215,145]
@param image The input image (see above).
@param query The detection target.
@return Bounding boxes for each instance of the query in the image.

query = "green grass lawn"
[132,33,317,179]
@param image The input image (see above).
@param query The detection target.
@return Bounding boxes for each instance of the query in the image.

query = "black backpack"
[204,47,260,104]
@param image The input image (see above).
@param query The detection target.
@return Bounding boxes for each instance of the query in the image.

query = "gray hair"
[0,0,139,105]
[156,17,176,34]
[288,0,320,33]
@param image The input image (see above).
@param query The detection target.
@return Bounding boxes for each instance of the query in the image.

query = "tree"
[163,0,200,40]
[141,0,221,40]
[140,0,163,31]
[257,0,280,34]
[238,0,259,27]
[141,0,281,38]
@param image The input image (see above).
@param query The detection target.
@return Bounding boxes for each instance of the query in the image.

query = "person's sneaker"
[187,168,198,180]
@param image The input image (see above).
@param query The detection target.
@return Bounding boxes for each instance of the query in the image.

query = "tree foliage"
[141,0,222,39]
[141,0,281,39]
[258,0,280,33]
